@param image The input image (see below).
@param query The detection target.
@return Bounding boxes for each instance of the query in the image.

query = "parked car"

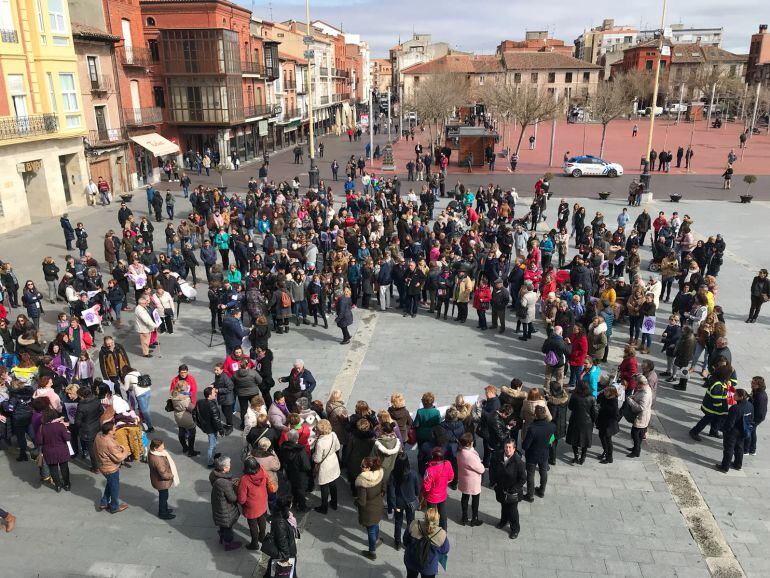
[563,155,624,178]
[641,106,664,117]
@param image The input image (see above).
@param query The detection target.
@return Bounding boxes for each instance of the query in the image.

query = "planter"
[119,194,133,202]
[598,192,611,200]
[669,194,682,203]
[740,195,753,204]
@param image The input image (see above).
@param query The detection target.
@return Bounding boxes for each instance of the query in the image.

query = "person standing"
[60,214,75,250]
[356,456,385,560]
[134,296,156,358]
[453,271,474,323]
[596,384,620,464]
[716,389,753,473]
[689,364,730,441]
[279,429,312,513]
[632,124,638,137]
[489,439,526,539]
[456,432,484,526]
[626,375,653,457]
[148,438,179,520]
[748,269,770,323]
[685,146,694,169]
[238,456,268,550]
[263,498,298,577]
[209,454,242,550]
[749,377,767,456]
[421,447,454,531]
[403,508,451,578]
[197,386,226,468]
[521,405,556,501]
[313,419,341,514]
[335,287,354,344]
[722,164,734,189]
[94,420,129,514]
[541,326,571,388]
[37,408,72,492]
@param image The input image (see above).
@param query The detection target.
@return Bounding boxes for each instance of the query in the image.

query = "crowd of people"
[0,147,766,576]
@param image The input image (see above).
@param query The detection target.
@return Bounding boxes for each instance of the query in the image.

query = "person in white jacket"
[152,287,175,334]
[313,420,341,514]
[134,296,156,357]
[646,276,662,308]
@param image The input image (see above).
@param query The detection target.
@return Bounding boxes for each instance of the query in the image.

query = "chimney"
[602,19,615,30]
[760,24,768,33]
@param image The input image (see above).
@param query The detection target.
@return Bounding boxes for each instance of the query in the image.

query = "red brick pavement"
[382,118,770,176]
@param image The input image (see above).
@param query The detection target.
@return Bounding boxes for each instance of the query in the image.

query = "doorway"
[59,155,73,203]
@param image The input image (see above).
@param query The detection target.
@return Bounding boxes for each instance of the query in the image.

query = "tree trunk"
[514,123,529,155]
[599,123,608,157]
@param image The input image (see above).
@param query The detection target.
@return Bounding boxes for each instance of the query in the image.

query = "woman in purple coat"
[37,408,72,492]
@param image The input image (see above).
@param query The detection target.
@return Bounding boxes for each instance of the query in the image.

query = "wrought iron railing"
[0,29,18,43]
[123,107,163,126]
[119,46,153,67]
[0,114,59,140]
[241,61,266,75]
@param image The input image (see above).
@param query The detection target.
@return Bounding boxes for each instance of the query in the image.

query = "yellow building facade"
[0,0,89,233]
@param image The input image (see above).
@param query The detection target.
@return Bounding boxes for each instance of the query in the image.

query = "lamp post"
[304,0,319,189]
[641,0,668,198]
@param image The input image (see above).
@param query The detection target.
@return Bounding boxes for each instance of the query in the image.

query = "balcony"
[332,93,352,103]
[319,95,329,105]
[90,74,113,94]
[0,114,58,141]
[241,61,266,76]
[123,107,163,127]
[332,68,349,78]
[283,80,296,90]
[296,84,307,95]
[243,104,279,119]
[319,67,329,76]
[0,29,18,43]
[282,107,301,121]
[119,46,154,68]
[87,128,128,147]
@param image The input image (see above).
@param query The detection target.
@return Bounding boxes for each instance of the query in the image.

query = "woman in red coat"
[238,456,268,550]
[618,345,639,393]
[567,325,589,387]
[473,278,492,330]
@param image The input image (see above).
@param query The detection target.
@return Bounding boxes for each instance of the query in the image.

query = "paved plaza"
[1,134,769,578]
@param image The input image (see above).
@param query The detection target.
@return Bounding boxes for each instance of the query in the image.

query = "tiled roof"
[402,54,503,75]
[71,22,120,42]
[670,44,748,64]
[501,52,601,70]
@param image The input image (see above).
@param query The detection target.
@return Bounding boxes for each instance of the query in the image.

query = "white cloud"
[251,0,761,56]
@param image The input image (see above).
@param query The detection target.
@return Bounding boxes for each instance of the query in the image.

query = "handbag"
[260,532,280,558]
[271,559,295,578]
[266,476,278,494]
[407,426,417,446]
[503,489,519,504]
[165,398,175,413]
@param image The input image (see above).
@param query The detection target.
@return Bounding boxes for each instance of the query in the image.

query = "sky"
[249,0,762,57]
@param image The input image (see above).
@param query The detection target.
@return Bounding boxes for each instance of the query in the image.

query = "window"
[0,0,15,35]
[146,17,155,26]
[582,71,591,82]
[531,72,539,83]
[46,72,56,112]
[87,56,99,83]
[48,0,66,33]
[513,72,521,84]
[7,74,27,118]
[645,60,654,71]
[548,72,555,83]
[153,86,165,108]
[148,39,159,61]
[35,0,45,42]
[565,72,573,83]
[59,72,80,127]
[478,75,484,85]
[660,61,666,70]
[624,36,633,43]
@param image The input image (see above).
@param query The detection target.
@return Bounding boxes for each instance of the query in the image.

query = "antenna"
[268,1,273,21]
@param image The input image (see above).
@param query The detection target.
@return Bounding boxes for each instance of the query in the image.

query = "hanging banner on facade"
[360,113,369,128]
[258,120,269,136]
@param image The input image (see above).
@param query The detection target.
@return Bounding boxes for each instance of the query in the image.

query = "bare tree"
[621,69,655,110]
[584,79,634,156]
[485,83,562,155]
[405,73,468,152]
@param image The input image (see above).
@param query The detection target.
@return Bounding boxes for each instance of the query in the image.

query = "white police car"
[563,155,624,178]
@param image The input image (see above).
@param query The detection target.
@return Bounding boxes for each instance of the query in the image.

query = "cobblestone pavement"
[0,138,768,576]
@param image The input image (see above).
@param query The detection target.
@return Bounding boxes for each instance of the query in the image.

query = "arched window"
[146,17,155,26]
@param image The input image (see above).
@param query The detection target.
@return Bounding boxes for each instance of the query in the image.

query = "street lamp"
[641,0,668,198]
[304,0,319,189]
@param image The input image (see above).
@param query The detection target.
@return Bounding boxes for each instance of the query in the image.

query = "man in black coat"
[279,429,312,511]
[507,260,525,311]
[489,439,526,539]
[490,278,510,334]
[521,406,556,501]
[220,309,250,355]
[478,403,513,467]
[717,388,753,473]
[195,386,225,468]
[403,260,426,318]
[541,326,572,389]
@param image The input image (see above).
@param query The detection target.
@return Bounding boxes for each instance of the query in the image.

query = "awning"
[130,133,179,157]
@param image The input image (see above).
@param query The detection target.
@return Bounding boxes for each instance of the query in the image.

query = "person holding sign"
[639,293,657,355]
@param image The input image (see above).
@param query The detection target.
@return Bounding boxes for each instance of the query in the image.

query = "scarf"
[150,449,180,487]
[275,401,289,416]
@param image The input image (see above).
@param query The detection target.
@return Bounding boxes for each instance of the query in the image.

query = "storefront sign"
[258,120,269,136]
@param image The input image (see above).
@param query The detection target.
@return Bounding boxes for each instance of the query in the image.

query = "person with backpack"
[541,325,571,389]
[194,386,226,468]
[716,388,754,473]
[403,507,450,578]
[269,282,292,334]
[6,381,34,461]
